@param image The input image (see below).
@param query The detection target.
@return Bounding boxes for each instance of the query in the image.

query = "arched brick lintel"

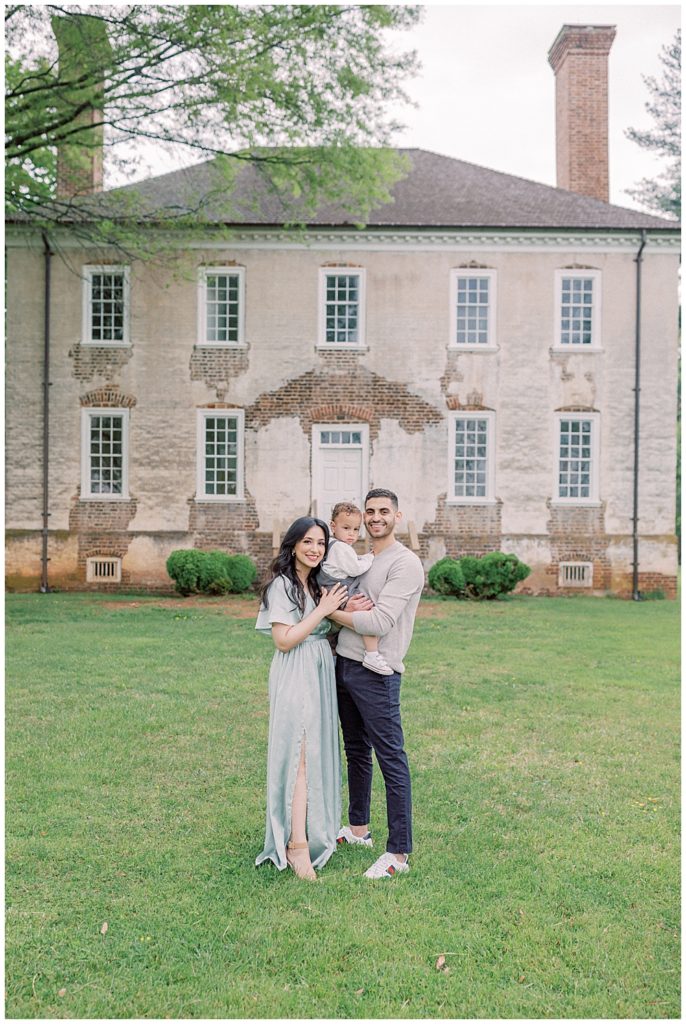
[308,403,375,424]
[80,387,137,408]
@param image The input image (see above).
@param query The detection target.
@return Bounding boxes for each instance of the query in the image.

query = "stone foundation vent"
[558,561,593,588]
[86,556,122,583]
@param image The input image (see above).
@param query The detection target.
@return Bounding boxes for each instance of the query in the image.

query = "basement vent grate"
[87,557,122,583]
[559,562,593,588]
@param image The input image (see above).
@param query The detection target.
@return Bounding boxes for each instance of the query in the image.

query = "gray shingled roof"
[102,148,675,231]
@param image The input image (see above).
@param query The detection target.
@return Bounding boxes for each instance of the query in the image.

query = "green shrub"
[166,549,258,595]
[225,554,258,593]
[198,551,233,595]
[428,557,466,596]
[166,549,205,596]
[460,551,531,600]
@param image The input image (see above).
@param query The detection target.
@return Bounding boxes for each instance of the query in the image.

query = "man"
[329,488,425,879]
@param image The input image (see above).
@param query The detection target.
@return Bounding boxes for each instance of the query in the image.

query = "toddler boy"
[318,501,393,676]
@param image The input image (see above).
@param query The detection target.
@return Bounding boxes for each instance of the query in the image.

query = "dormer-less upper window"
[82,266,130,346]
[317,269,366,348]
[554,270,601,349]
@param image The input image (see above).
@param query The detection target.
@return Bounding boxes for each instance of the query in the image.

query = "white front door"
[312,424,369,526]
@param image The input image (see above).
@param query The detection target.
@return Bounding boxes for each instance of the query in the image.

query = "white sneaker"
[364,852,410,879]
[337,826,373,847]
[362,651,394,676]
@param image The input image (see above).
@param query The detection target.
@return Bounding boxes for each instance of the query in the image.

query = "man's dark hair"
[365,488,399,510]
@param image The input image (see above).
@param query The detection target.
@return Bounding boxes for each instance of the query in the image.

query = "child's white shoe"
[362,651,394,676]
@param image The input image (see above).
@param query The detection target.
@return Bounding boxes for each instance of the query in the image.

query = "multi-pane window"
[198,267,245,345]
[556,271,600,347]
[82,266,129,345]
[450,413,494,501]
[557,416,598,501]
[197,410,244,500]
[319,429,362,445]
[450,270,496,347]
[81,409,129,498]
[318,269,365,347]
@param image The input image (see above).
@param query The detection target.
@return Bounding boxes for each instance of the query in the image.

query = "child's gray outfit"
[317,539,374,598]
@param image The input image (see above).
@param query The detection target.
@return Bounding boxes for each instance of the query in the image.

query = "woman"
[255,516,348,880]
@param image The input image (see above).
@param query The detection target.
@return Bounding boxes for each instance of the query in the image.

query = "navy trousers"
[335,654,413,854]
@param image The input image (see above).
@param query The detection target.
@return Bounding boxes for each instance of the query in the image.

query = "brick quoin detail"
[420,494,503,560]
[69,494,138,588]
[245,368,442,440]
[69,343,133,384]
[189,347,249,396]
[546,500,611,590]
[80,387,137,408]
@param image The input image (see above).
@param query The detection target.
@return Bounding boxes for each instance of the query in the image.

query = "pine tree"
[626,29,680,219]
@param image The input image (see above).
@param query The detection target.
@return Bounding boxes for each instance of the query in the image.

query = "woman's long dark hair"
[260,516,330,613]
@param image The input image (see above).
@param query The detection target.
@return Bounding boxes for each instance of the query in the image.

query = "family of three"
[254,488,425,880]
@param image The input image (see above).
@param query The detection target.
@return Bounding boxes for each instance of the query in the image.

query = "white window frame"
[449,269,497,350]
[80,407,130,500]
[196,266,246,347]
[81,265,130,346]
[317,268,366,350]
[553,270,602,351]
[196,408,245,501]
[553,412,600,505]
[448,410,496,504]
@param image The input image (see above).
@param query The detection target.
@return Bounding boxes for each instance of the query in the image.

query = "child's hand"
[319,583,349,615]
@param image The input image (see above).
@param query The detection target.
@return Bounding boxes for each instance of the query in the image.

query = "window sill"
[80,493,131,501]
[194,342,248,349]
[81,340,131,349]
[195,495,246,503]
[550,346,604,355]
[316,343,368,353]
[448,344,498,353]
[446,498,498,506]
[550,500,602,508]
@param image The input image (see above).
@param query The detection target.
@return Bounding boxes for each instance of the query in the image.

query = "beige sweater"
[335,541,425,674]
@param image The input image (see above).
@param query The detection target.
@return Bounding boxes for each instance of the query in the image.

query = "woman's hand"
[318,583,349,615]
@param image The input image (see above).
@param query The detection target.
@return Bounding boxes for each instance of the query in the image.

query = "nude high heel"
[286,841,317,881]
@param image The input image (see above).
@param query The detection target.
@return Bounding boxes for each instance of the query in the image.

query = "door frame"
[310,422,370,523]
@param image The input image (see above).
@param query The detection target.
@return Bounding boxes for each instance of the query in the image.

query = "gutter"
[632,230,647,601]
[40,231,53,593]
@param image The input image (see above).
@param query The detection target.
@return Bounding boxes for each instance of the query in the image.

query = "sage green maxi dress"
[255,575,342,871]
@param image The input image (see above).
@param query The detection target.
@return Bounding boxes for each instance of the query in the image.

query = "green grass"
[5,591,680,1019]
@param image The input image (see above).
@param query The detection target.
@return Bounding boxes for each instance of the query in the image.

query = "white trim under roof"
[6,227,680,254]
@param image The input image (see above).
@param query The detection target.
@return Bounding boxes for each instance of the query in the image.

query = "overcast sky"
[109,2,680,214]
[386,3,680,211]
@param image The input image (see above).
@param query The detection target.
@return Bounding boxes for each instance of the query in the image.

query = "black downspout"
[40,231,52,593]
[632,230,647,601]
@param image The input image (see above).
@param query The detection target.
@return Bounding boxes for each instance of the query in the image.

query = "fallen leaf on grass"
[435,955,446,971]
[58,989,66,997]
[355,988,364,995]
[100,921,108,935]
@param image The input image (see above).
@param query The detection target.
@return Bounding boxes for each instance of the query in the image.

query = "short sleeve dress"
[255,575,342,871]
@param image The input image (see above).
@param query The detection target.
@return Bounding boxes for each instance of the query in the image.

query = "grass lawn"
[5,591,680,1019]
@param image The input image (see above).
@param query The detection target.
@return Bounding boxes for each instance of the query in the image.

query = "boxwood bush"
[166,549,257,596]
[459,551,531,600]
[427,557,466,596]
[428,551,530,600]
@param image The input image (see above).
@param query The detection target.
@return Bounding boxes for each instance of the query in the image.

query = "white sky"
[384,3,680,211]
[109,2,680,214]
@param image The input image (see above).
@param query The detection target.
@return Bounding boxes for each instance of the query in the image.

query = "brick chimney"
[548,24,616,203]
[52,14,110,197]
